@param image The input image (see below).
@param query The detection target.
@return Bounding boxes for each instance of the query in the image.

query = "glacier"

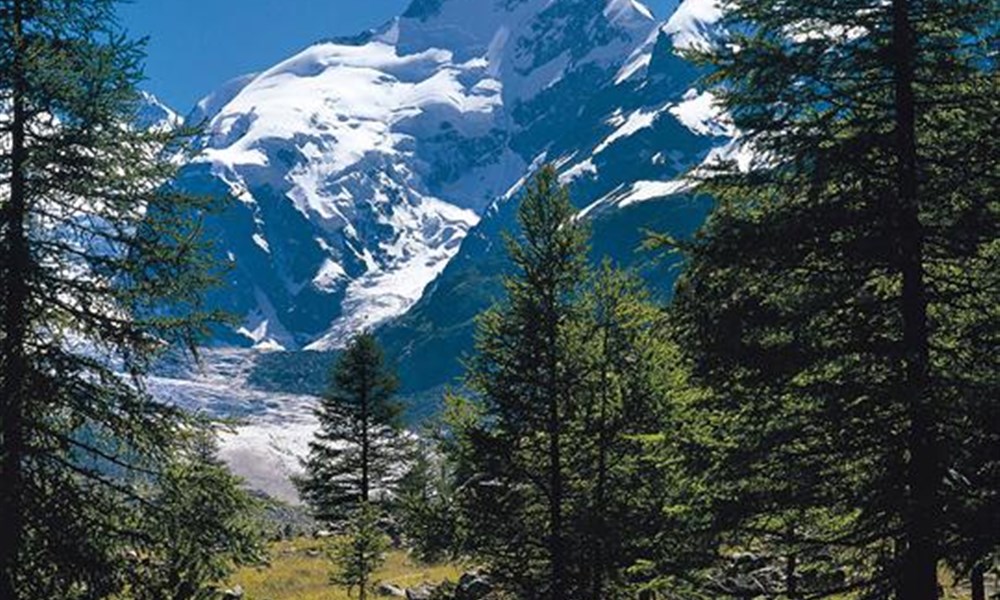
[154,0,728,497]
[179,0,671,352]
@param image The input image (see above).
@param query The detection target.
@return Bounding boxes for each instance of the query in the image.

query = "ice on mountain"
[178,0,663,351]
[664,0,724,50]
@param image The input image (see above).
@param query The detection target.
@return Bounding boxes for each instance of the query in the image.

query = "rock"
[305,548,322,558]
[455,571,493,600]
[406,584,435,600]
[378,582,406,597]
[222,584,244,599]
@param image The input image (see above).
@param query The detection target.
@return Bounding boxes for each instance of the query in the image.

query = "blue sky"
[120,0,676,113]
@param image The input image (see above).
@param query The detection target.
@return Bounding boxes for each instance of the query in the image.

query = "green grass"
[230,538,463,600]
[232,539,994,600]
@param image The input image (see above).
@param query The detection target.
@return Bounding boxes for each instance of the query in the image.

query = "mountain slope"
[155,0,729,492]
[178,0,662,352]
[376,0,727,409]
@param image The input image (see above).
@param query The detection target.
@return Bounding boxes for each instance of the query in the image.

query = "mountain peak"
[664,0,723,50]
[179,0,701,352]
[401,0,446,21]
[392,0,655,61]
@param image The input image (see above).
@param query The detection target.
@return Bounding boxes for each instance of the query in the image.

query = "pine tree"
[128,429,266,600]
[456,165,589,599]
[329,502,389,600]
[0,1,222,597]
[661,0,999,598]
[297,332,405,525]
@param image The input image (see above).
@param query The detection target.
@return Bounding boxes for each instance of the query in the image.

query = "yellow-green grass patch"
[229,538,463,600]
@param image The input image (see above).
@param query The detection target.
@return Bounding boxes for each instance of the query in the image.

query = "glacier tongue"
[182,0,662,351]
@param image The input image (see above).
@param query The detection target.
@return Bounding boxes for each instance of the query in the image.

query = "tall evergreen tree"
[451,175,697,599]
[0,1,221,597]
[458,165,589,599]
[128,429,266,600]
[662,0,999,598]
[297,332,405,524]
[572,263,683,600]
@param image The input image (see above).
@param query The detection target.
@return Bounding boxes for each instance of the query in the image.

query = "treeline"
[298,0,998,599]
[0,1,266,599]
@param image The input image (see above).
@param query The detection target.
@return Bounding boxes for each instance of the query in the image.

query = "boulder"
[455,571,493,600]
[378,582,407,597]
[222,584,244,599]
[406,584,435,600]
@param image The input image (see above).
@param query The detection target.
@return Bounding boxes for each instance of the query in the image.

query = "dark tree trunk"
[361,368,370,505]
[891,1,940,599]
[971,563,986,600]
[548,377,565,600]
[544,290,566,600]
[359,557,368,600]
[785,525,798,599]
[0,0,30,596]
[591,332,610,600]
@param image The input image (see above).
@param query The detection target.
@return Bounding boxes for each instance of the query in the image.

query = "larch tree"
[663,0,998,598]
[573,262,681,600]
[0,0,223,597]
[457,165,590,600]
[297,331,406,524]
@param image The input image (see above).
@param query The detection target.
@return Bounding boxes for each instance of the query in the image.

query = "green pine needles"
[660,0,999,598]
[0,1,260,598]
[297,332,407,525]
[329,502,390,600]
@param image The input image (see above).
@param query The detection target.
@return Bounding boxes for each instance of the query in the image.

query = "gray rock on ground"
[378,582,406,597]
[405,583,435,600]
[222,584,244,599]
[455,571,493,600]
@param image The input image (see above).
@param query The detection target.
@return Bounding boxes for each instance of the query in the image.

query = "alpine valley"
[151,0,730,499]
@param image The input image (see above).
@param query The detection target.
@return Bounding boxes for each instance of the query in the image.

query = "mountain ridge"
[173,0,690,353]
[150,0,727,494]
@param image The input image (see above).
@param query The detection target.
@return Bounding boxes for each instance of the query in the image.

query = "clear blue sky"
[119,0,677,113]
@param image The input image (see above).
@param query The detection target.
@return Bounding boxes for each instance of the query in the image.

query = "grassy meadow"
[229,538,463,600]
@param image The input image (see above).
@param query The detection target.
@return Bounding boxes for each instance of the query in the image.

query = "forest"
[0,0,996,599]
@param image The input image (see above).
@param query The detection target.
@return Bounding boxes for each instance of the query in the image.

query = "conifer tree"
[662,0,999,598]
[459,165,589,599]
[329,502,388,600]
[452,178,696,599]
[0,1,222,597]
[570,262,682,600]
[395,432,463,563]
[298,332,405,524]
[128,429,266,600]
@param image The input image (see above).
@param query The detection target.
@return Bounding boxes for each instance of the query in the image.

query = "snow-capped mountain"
[156,0,728,494]
[178,0,674,352]
[135,91,183,132]
[377,0,728,403]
